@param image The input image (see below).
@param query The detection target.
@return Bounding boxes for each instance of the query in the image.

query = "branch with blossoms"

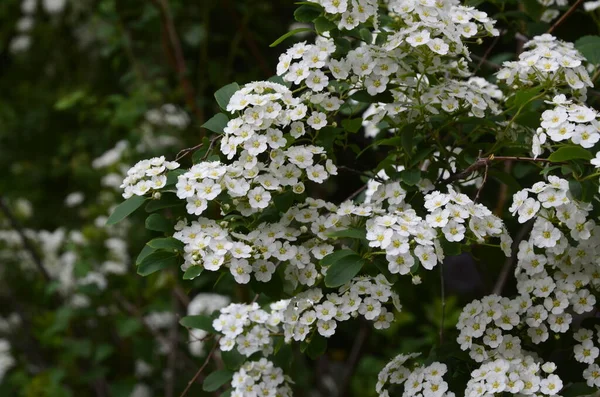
[105,0,600,396]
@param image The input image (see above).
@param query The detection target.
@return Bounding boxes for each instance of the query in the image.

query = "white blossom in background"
[42,0,67,14]
[187,293,230,357]
[65,192,84,207]
[0,339,15,383]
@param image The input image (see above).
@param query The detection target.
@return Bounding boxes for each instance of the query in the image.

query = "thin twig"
[474,160,489,203]
[222,0,272,79]
[345,184,369,202]
[471,55,501,70]
[474,31,504,75]
[439,262,446,345]
[175,134,222,162]
[338,323,370,397]
[0,196,50,281]
[492,221,534,296]
[165,293,179,397]
[151,0,203,123]
[180,338,220,397]
[547,0,585,34]
[447,155,562,183]
[339,166,386,183]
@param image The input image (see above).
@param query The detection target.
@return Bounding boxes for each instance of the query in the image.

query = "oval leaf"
[324,254,365,287]
[147,237,183,252]
[179,314,215,332]
[145,213,173,233]
[575,35,600,65]
[547,145,592,162]
[202,113,229,133]
[269,28,313,47]
[183,265,203,280]
[137,251,178,276]
[106,196,147,226]
[215,83,240,110]
[203,370,234,392]
[320,249,356,267]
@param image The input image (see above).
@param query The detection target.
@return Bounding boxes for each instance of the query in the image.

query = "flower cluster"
[376,353,455,397]
[212,301,286,356]
[464,357,563,396]
[283,276,400,342]
[533,94,599,157]
[573,328,600,387]
[497,34,591,96]
[456,176,600,390]
[230,359,292,397]
[366,186,511,275]
[121,156,179,199]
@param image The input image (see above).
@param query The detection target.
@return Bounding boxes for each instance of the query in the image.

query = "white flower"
[307,111,328,130]
[248,187,271,209]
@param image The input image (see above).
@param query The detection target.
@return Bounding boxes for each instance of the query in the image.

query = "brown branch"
[338,322,370,397]
[447,155,561,183]
[165,293,180,397]
[548,0,585,34]
[175,134,222,162]
[339,166,386,183]
[439,262,446,345]
[474,159,489,203]
[180,338,220,397]
[151,0,203,124]
[0,196,50,281]
[474,31,504,74]
[471,55,501,70]
[222,0,272,79]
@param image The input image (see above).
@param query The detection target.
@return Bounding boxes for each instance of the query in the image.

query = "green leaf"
[325,254,365,287]
[136,244,156,265]
[183,266,203,280]
[561,382,597,397]
[145,213,173,233]
[341,118,363,133]
[55,90,86,110]
[137,251,178,276]
[326,228,366,240]
[221,349,246,370]
[320,249,356,267]
[202,113,229,134]
[294,4,321,22]
[314,16,336,34]
[350,90,395,104]
[270,28,313,47]
[569,179,583,200]
[506,86,543,109]
[215,83,240,110]
[401,169,421,186]
[306,334,327,359]
[359,28,373,44]
[203,370,234,392]
[165,169,186,187]
[179,315,215,332]
[145,193,183,212]
[147,237,183,252]
[106,196,147,226]
[575,35,600,65]
[547,145,592,162]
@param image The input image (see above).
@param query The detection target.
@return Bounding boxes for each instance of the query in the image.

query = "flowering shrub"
[6,0,600,395]
[92,0,600,395]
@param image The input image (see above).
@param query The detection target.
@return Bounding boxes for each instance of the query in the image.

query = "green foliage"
[106,196,147,225]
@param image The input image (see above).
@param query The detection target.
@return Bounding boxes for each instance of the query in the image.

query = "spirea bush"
[101,1,600,395]
[6,0,600,395]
